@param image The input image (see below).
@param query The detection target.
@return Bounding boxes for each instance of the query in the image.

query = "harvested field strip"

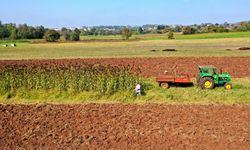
[0,104,249,149]
[1,57,249,78]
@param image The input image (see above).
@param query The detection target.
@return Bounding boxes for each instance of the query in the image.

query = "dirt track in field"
[1,57,250,78]
[0,104,249,149]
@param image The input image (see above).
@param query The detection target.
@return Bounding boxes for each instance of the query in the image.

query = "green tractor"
[197,66,232,90]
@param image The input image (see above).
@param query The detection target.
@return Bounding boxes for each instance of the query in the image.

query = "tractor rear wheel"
[224,82,232,90]
[200,77,215,89]
[161,83,170,89]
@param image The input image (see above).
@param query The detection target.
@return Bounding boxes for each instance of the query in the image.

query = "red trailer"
[156,66,193,89]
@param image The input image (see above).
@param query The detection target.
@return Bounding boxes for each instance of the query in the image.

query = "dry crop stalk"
[0,62,141,96]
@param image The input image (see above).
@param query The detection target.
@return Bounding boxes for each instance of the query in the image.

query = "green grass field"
[0,78,249,105]
[80,32,250,40]
[0,33,250,59]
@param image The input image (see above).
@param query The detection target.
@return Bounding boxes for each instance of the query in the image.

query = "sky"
[0,0,250,28]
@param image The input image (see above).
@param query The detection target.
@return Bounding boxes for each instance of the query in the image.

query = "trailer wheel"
[161,83,170,89]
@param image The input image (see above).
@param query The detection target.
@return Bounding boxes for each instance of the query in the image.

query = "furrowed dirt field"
[0,104,249,149]
[1,56,249,78]
[1,57,249,149]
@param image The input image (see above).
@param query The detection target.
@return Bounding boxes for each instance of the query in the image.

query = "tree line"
[0,22,46,40]
[181,22,250,34]
[0,21,131,41]
[1,20,250,41]
[0,21,81,42]
[80,21,250,35]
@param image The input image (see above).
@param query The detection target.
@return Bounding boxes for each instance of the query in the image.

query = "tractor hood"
[218,74,231,82]
[219,74,231,77]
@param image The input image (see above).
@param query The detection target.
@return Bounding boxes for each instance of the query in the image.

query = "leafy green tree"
[182,26,197,34]
[138,27,143,34]
[162,28,171,34]
[121,28,132,40]
[17,24,34,39]
[70,32,80,41]
[0,21,11,39]
[4,23,16,38]
[61,27,71,41]
[74,28,81,35]
[168,31,175,39]
[207,25,218,32]
[34,26,46,39]
[237,22,250,31]
[0,26,9,39]
[44,30,60,42]
[162,26,172,33]
[61,27,68,32]
[90,28,97,35]
[173,25,182,32]
[217,26,229,33]
[10,28,17,40]
[157,25,165,30]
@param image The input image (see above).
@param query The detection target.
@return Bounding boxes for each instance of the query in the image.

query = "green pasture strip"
[0,39,31,44]
[79,32,250,40]
[175,32,250,40]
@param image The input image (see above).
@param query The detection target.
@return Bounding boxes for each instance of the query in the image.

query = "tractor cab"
[199,66,217,74]
[198,66,232,90]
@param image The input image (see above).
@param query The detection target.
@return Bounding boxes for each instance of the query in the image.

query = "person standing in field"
[135,83,141,96]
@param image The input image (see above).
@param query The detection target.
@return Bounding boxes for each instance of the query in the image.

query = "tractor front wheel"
[224,83,233,90]
[200,77,215,89]
[161,83,170,89]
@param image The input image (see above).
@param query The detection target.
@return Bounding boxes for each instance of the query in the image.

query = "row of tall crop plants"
[0,62,141,96]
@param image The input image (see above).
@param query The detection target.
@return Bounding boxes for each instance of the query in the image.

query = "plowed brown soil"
[1,57,250,77]
[0,104,249,149]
